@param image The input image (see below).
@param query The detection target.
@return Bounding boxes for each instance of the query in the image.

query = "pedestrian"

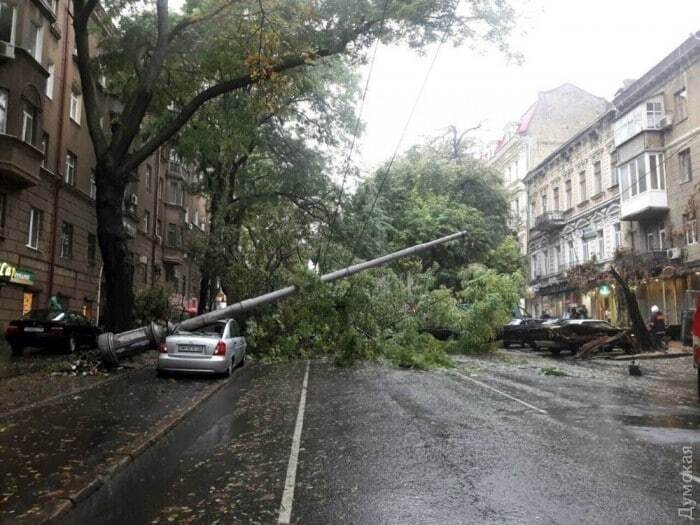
[648,305,666,341]
[579,305,588,319]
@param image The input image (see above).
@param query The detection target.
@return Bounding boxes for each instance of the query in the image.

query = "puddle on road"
[616,414,700,430]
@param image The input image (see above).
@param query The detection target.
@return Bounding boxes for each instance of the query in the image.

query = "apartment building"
[0,0,207,330]
[524,109,622,319]
[611,33,700,326]
[488,84,610,254]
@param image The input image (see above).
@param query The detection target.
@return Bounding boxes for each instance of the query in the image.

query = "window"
[168,180,183,206]
[685,215,697,245]
[0,1,15,45]
[0,88,7,134]
[87,233,96,266]
[140,259,148,284]
[90,175,96,199]
[578,171,586,202]
[65,152,76,185]
[60,222,73,258]
[167,223,178,247]
[593,161,602,195]
[156,219,162,238]
[22,101,38,145]
[597,229,604,259]
[69,91,81,124]
[552,187,559,211]
[541,193,547,213]
[158,178,164,200]
[636,155,646,193]
[614,223,622,250]
[646,100,663,128]
[146,165,153,192]
[142,210,150,233]
[582,239,589,262]
[28,23,43,62]
[646,230,656,252]
[675,88,688,122]
[611,163,619,186]
[41,132,49,167]
[46,63,55,99]
[568,240,575,265]
[27,208,43,249]
[564,180,572,209]
[0,192,6,229]
[554,244,561,272]
[679,149,693,183]
[659,227,667,250]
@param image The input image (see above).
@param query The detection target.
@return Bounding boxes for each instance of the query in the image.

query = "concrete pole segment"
[98,230,469,364]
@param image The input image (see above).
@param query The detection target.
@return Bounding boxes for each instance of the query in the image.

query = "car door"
[228,320,246,364]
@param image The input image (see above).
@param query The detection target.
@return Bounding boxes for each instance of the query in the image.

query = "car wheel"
[65,336,77,354]
[224,359,233,378]
[10,345,24,356]
[502,341,511,349]
[238,351,246,368]
[551,348,561,356]
[156,369,168,378]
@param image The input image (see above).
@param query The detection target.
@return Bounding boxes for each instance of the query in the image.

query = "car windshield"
[22,309,66,322]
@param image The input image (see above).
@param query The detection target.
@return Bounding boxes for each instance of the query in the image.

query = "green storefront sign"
[0,262,35,286]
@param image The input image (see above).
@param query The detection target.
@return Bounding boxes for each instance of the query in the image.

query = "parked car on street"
[4,309,102,355]
[501,317,556,348]
[157,319,246,377]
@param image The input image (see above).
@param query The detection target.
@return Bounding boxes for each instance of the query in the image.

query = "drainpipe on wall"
[95,263,103,325]
[47,0,72,301]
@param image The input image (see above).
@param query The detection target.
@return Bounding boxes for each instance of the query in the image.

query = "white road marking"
[278,360,310,524]
[455,373,548,415]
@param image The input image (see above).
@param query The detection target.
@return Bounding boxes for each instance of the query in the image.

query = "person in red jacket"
[692,296,700,398]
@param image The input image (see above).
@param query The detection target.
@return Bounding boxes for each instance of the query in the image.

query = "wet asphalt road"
[63,353,700,524]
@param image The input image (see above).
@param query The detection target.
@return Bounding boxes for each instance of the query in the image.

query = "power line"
[317,0,391,271]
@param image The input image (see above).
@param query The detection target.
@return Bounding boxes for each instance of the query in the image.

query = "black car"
[4,309,102,355]
[501,317,548,348]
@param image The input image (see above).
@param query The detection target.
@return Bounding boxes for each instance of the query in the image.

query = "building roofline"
[613,32,700,113]
[522,107,614,185]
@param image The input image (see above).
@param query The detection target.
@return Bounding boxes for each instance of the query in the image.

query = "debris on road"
[628,360,642,376]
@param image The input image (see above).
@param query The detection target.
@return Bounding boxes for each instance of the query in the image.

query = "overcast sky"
[355,0,700,171]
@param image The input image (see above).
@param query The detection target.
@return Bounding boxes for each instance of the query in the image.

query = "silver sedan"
[157,319,247,377]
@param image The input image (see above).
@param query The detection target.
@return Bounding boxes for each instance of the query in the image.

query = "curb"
[39,373,234,524]
[608,351,692,361]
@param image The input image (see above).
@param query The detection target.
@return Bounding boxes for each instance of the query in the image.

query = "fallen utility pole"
[98,230,470,365]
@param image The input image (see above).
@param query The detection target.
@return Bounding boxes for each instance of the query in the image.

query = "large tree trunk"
[95,168,135,331]
[609,265,664,352]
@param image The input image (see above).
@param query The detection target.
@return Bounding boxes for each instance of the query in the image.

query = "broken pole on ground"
[98,230,471,366]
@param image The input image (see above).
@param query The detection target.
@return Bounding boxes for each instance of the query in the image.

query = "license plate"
[24,327,45,333]
[178,344,204,353]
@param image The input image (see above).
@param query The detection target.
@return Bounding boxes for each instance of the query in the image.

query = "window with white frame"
[46,63,55,99]
[646,230,656,252]
[659,227,667,250]
[146,165,153,192]
[65,151,76,185]
[597,229,604,259]
[21,101,38,145]
[0,1,15,45]
[142,210,150,233]
[613,223,622,250]
[541,193,547,213]
[0,88,7,134]
[578,171,587,202]
[679,149,693,183]
[69,90,81,124]
[90,175,96,199]
[552,187,559,211]
[27,208,43,249]
[582,239,589,262]
[685,215,697,245]
[646,100,663,128]
[27,23,43,63]
[619,153,665,201]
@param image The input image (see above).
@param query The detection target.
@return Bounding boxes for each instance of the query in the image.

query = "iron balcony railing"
[534,210,565,231]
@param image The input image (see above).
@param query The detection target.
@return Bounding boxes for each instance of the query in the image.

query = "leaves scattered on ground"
[539,366,568,377]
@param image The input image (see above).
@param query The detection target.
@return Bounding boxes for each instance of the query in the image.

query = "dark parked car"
[502,317,548,348]
[4,309,102,355]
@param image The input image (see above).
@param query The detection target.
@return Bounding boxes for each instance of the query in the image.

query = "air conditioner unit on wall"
[667,247,682,260]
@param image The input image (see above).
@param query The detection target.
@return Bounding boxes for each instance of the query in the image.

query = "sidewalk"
[0,364,230,523]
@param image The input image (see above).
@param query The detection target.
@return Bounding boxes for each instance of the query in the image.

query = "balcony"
[0,135,43,189]
[163,245,185,265]
[166,161,185,180]
[534,211,565,232]
[620,189,668,221]
[613,97,672,147]
[616,250,673,273]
